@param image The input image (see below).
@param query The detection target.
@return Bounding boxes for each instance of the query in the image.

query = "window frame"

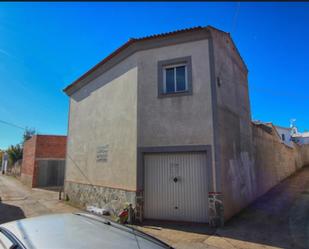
[158,56,192,98]
[162,63,188,94]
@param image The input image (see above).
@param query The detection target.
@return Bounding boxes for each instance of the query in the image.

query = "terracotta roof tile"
[63,26,245,95]
[63,26,209,94]
[134,26,205,41]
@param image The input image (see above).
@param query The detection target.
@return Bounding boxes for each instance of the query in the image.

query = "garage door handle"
[173,177,178,183]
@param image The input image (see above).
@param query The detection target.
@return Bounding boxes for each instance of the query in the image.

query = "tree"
[7,144,23,166]
[23,127,36,144]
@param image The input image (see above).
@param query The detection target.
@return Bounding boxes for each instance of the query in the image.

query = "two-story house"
[63,26,252,226]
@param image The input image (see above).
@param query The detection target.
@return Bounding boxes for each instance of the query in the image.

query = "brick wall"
[21,136,37,186]
[21,135,67,187]
[35,135,67,159]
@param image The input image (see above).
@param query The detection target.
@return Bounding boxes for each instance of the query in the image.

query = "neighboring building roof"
[63,25,248,96]
[292,132,309,138]
[252,120,274,134]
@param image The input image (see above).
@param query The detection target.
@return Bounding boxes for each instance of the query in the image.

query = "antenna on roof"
[290,119,296,128]
[290,118,298,135]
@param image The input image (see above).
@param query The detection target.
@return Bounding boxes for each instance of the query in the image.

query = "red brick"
[21,135,67,187]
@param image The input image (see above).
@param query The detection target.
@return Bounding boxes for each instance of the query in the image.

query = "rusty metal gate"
[37,160,65,187]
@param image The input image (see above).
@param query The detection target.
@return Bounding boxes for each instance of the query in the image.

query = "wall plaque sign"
[96,145,109,163]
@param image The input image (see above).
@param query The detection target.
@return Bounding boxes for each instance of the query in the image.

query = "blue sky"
[0,2,308,149]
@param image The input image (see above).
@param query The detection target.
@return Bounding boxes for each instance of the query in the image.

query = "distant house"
[253,122,294,148]
[274,125,293,147]
[21,135,67,188]
[292,132,309,145]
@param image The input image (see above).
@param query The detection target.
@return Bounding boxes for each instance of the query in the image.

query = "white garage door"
[144,152,208,223]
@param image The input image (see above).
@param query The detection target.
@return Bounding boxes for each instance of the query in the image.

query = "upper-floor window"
[163,64,187,94]
[281,134,285,141]
[158,56,192,97]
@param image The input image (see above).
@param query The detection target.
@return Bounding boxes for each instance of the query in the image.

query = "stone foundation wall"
[65,181,136,215]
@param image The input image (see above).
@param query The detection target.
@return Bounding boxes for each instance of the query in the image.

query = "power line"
[67,153,94,187]
[0,119,25,130]
[231,2,240,35]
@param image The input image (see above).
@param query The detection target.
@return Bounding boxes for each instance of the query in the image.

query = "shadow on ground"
[0,202,26,224]
[140,219,215,235]
[217,166,309,249]
[135,167,309,249]
[34,186,62,192]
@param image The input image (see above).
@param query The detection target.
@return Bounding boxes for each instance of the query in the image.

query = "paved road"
[0,175,78,224]
[213,166,309,249]
[136,166,309,249]
[1,167,309,249]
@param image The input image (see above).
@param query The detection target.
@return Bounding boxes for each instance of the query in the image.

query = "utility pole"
[1,152,8,174]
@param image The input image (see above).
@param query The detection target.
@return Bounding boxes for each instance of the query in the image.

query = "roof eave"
[63,39,136,95]
[63,26,210,96]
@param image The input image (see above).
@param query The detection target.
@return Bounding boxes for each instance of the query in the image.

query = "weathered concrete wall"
[210,28,253,221]
[65,53,138,201]
[209,28,309,222]
[300,144,309,166]
[220,122,308,221]
[252,125,303,198]
[137,39,214,148]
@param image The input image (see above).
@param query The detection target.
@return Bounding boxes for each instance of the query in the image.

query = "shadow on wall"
[217,166,309,249]
[137,167,309,249]
[70,57,137,102]
[0,202,26,224]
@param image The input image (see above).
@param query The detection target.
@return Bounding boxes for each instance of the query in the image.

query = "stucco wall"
[137,39,214,148]
[210,29,253,220]
[66,55,138,191]
[210,29,309,221]
[65,37,216,214]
